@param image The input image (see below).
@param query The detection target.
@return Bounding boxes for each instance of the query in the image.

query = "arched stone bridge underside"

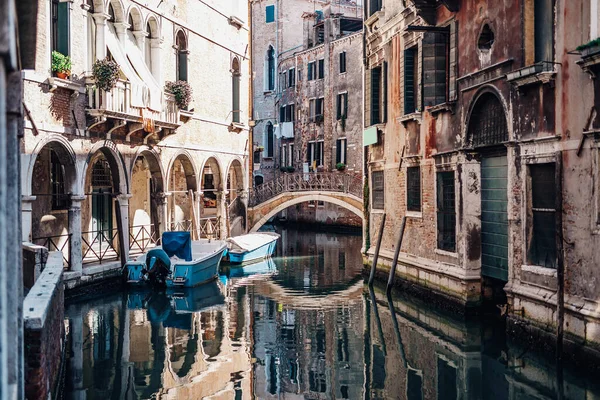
[247,172,364,232]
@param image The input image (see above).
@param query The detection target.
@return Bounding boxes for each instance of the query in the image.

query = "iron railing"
[168,217,221,239]
[32,233,72,270]
[82,229,120,264]
[129,224,159,256]
[248,172,363,207]
[228,196,246,220]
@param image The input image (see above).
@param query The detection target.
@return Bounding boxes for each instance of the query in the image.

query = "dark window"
[318,59,325,79]
[307,142,315,165]
[437,171,456,252]
[404,46,418,114]
[316,141,324,166]
[267,46,275,90]
[284,104,294,122]
[51,0,70,56]
[266,123,274,157]
[336,92,348,120]
[372,171,384,210]
[340,51,347,73]
[308,61,315,81]
[534,0,554,63]
[288,68,295,87]
[232,59,241,123]
[478,24,495,50]
[370,66,382,124]
[316,97,324,117]
[176,31,188,82]
[407,166,421,212]
[422,32,447,107]
[254,175,264,186]
[369,0,382,17]
[467,93,508,147]
[336,138,347,164]
[279,106,285,123]
[338,251,346,269]
[407,369,423,400]
[527,163,557,268]
[50,151,68,210]
[437,358,457,400]
[316,24,325,44]
[266,5,275,23]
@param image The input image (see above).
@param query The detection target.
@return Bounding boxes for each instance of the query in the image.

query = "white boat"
[225,232,280,264]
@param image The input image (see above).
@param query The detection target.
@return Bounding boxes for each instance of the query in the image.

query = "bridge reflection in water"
[63,228,600,399]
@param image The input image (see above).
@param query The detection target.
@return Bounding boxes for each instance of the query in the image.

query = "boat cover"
[227,232,280,253]
[162,232,192,261]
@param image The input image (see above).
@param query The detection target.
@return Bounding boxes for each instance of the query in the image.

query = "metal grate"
[527,163,556,268]
[91,159,113,188]
[437,171,456,252]
[407,166,421,212]
[468,93,508,147]
[371,171,385,210]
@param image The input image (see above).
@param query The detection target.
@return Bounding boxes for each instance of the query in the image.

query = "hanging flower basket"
[166,80,193,109]
[51,51,72,79]
[92,57,120,92]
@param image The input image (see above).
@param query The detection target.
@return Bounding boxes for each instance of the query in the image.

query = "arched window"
[266,46,275,91]
[266,122,274,158]
[176,30,188,82]
[145,22,153,71]
[467,93,508,147]
[232,58,241,123]
[127,13,133,31]
[108,3,115,22]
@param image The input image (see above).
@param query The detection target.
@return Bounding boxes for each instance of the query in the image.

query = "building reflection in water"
[64,228,600,399]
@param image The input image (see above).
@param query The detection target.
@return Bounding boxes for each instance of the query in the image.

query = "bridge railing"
[248,172,363,207]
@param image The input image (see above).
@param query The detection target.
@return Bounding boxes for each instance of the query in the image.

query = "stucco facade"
[364,0,600,354]
[21,0,250,284]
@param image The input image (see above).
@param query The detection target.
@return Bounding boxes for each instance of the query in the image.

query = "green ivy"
[166,80,193,109]
[92,57,120,92]
[336,162,346,171]
[577,37,600,52]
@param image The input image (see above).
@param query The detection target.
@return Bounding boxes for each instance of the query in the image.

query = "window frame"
[336,138,347,165]
[265,122,274,158]
[317,59,325,79]
[526,162,557,269]
[436,170,456,252]
[336,91,348,120]
[371,170,385,210]
[339,51,347,73]
[406,166,422,213]
[265,5,275,23]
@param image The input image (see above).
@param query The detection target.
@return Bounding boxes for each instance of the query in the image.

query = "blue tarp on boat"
[162,231,192,261]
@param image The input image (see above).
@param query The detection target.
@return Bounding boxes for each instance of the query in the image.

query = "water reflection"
[64,228,600,399]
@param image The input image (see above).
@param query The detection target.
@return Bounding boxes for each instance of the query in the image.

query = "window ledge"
[506,62,558,89]
[435,248,458,258]
[50,209,68,215]
[405,211,422,219]
[371,209,385,214]
[427,102,455,115]
[228,122,246,133]
[179,109,194,122]
[577,45,600,77]
[521,264,557,277]
[398,112,422,125]
[228,15,246,30]
[47,77,85,94]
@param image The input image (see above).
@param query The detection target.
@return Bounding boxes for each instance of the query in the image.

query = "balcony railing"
[82,229,120,265]
[129,224,159,256]
[164,93,179,124]
[168,217,221,239]
[32,234,72,270]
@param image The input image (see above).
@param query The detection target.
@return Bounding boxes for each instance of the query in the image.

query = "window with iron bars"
[437,171,456,252]
[467,93,508,147]
[407,166,421,212]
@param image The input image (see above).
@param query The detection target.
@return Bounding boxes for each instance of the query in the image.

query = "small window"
[407,369,423,400]
[51,0,70,56]
[309,99,316,119]
[370,66,382,124]
[315,97,324,118]
[372,171,384,210]
[336,92,348,120]
[369,0,382,17]
[318,59,325,79]
[407,166,421,212]
[478,24,495,50]
[336,138,347,165]
[267,46,275,91]
[339,51,347,73]
[437,171,456,252]
[437,358,457,400]
[308,61,315,81]
[50,150,69,210]
[266,5,275,23]
[232,58,241,123]
[423,32,447,107]
[288,68,296,87]
[316,141,324,166]
[527,163,557,268]
[404,46,418,114]
[266,122,274,158]
[176,30,188,82]
[279,106,285,123]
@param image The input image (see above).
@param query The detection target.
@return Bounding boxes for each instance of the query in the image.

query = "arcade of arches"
[25,140,248,273]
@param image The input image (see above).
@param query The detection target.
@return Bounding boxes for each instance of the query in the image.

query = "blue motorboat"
[125,232,228,288]
[225,232,280,264]
[228,256,277,278]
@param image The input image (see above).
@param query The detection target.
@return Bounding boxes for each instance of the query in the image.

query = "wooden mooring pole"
[368,213,386,286]
[555,151,565,399]
[387,216,407,293]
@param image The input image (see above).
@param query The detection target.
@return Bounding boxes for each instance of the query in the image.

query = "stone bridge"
[247,172,364,232]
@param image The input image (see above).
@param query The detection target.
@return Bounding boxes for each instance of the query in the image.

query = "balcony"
[577,42,600,77]
[506,61,558,90]
[86,78,180,138]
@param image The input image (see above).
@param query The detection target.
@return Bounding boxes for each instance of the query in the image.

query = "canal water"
[63,227,600,399]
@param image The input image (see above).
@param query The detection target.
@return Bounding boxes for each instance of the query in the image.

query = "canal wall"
[23,252,65,400]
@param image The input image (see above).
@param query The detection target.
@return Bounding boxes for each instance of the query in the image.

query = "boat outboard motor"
[143,248,171,286]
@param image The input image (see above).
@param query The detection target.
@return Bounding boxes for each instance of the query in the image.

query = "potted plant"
[255,145,265,152]
[578,38,600,57]
[51,51,72,79]
[280,166,288,173]
[336,162,346,171]
[166,80,193,110]
[286,166,295,173]
[92,57,120,92]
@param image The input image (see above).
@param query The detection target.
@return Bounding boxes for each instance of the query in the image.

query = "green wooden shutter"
[343,92,348,118]
[404,48,416,114]
[336,94,342,120]
[534,0,553,62]
[336,139,341,163]
[178,52,188,82]
[371,67,381,124]
[232,74,240,123]
[422,32,447,107]
[266,5,275,23]
[307,143,313,162]
[382,61,388,123]
[57,1,70,56]
[448,21,458,102]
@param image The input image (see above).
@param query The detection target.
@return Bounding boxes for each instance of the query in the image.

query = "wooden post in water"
[555,152,565,399]
[387,216,407,293]
[368,213,386,286]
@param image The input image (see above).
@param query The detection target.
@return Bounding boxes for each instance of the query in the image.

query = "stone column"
[113,22,129,44]
[193,191,202,239]
[92,13,109,60]
[217,190,228,239]
[132,31,148,57]
[153,192,169,238]
[150,38,163,82]
[68,195,86,273]
[116,194,132,263]
[239,189,249,234]
[21,195,36,242]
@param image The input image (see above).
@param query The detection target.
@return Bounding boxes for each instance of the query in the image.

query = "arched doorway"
[467,91,509,284]
[30,140,76,269]
[130,150,165,254]
[227,159,246,236]
[200,157,222,218]
[168,153,198,232]
[83,148,127,265]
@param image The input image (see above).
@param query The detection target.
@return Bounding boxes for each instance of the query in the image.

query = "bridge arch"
[248,192,363,232]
